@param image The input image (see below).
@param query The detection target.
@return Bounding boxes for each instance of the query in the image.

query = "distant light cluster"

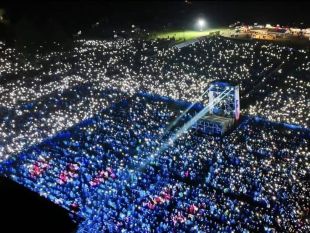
[0,37,309,160]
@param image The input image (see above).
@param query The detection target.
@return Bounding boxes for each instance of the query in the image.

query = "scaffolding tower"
[195,81,240,135]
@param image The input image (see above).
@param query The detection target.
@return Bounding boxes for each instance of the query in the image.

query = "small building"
[251,33,276,40]
[266,28,288,39]
[302,28,310,38]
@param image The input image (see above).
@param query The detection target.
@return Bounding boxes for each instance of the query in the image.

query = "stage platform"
[195,114,235,135]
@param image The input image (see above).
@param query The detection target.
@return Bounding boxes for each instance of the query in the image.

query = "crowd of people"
[0,94,308,232]
[0,36,309,160]
[247,68,310,127]
[0,34,309,232]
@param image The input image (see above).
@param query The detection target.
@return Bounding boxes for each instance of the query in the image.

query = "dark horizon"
[2,1,310,29]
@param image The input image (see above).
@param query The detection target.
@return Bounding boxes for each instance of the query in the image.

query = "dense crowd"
[0,94,309,232]
[0,36,309,159]
[0,35,309,232]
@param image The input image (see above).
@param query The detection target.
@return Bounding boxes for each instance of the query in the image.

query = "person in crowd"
[0,32,309,232]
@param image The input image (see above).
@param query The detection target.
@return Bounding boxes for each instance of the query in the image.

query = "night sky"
[1,0,309,47]
[2,1,310,29]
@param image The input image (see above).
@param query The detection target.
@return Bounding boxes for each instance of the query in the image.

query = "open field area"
[148,28,231,42]
[149,28,310,48]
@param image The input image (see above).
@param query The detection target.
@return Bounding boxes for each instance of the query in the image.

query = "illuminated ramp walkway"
[173,38,200,49]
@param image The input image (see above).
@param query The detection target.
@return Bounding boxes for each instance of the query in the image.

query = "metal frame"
[195,81,240,135]
[208,81,240,120]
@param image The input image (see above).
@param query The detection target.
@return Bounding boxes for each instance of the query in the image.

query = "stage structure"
[194,81,240,135]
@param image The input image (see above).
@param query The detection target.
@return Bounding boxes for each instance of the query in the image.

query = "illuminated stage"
[193,81,240,135]
[194,114,235,135]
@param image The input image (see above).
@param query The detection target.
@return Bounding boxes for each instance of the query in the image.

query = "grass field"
[148,28,230,42]
[148,28,310,49]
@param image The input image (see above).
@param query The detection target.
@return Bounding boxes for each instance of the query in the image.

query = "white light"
[197,18,206,31]
[198,19,205,27]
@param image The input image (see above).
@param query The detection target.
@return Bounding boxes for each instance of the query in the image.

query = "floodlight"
[197,18,206,31]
